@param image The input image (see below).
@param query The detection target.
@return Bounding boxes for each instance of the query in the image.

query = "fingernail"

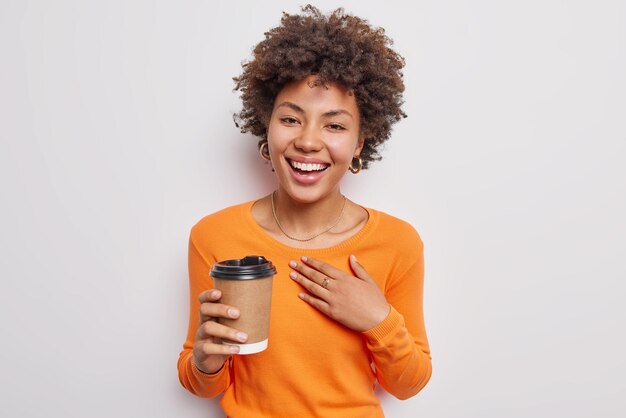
[350,254,357,262]
[236,332,248,342]
[301,256,308,262]
[229,345,240,354]
[289,271,297,279]
[228,308,239,318]
[289,260,297,268]
[211,290,220,298]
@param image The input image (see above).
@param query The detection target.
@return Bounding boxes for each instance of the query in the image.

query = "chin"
[280,183,340,205]
[283,188,323,204]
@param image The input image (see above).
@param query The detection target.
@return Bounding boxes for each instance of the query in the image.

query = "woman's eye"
[281,117,298,124]
[328,123,345,131]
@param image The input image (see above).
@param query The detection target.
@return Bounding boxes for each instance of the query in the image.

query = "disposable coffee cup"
[210,256,276,355]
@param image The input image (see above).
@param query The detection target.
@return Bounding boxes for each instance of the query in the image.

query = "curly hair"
[233,4,407,169]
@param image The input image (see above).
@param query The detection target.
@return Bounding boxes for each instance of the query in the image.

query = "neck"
[272,188,346,237]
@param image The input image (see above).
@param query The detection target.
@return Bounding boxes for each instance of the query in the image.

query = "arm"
[176,234,232,398]
[362,246,432,400]
[289,243,432,400]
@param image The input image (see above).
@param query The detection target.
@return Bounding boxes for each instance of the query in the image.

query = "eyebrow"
[275,101,354,119]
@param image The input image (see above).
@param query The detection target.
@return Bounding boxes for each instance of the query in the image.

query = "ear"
[355,134,365,157]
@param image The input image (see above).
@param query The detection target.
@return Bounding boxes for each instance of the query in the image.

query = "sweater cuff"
[362,305,403,343]
[191,358,228,382]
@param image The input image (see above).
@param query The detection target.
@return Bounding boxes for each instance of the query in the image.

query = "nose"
[293,124,323,153]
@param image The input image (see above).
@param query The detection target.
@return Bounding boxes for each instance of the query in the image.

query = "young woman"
[178,6,432,417]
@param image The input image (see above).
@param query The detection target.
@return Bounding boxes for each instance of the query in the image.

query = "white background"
[1,0,625,417]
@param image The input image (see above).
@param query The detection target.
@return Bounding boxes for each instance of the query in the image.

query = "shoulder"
[369,208,423,246]
[190,201,252,240]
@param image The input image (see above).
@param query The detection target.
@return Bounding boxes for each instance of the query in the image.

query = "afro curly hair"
[233,4,407,169]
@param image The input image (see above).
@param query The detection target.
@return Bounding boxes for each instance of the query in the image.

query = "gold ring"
[321,278,330,289]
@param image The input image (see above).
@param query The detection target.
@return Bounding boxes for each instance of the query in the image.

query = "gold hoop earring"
[349,156,363,174]
[259,141,271,161]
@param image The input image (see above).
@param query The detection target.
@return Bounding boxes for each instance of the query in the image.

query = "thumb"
[349,255,375,283]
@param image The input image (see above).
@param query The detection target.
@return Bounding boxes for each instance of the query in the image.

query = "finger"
[197,320,249,344]
[289,259,333,287]
[300,256,345,280]
[348,254,375,283]
[198,341,241,356]
[298,292,330,315]
[289,270,330,297]
[199,301,241,323]
[198,289,221,303]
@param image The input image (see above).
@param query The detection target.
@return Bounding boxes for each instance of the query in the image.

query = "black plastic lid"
[210,256,276,280]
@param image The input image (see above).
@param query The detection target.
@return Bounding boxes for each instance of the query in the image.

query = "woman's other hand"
[192,289,248,374]
[288,255,391,332]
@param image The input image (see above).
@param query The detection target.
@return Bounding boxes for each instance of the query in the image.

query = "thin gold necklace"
[271,191,347,242]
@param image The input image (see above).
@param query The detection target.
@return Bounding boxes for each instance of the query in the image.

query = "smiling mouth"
[287,159,330,174]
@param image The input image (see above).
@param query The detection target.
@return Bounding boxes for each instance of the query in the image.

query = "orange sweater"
[178,200,432,417]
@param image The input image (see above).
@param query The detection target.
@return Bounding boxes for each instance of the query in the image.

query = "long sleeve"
[362,239,432,400]
[177,233,231,398]
[176,203,431,416]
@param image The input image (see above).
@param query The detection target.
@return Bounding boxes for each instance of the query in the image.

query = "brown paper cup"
[210,256,276,355]
[213,276,273,354]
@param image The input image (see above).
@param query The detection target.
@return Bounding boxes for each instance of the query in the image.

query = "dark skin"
[289,255,390,332]
[193,289,244,374]
[193,255,390,374]
[193,77,391,374]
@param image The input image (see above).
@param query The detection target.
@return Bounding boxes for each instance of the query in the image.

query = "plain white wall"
[1,0,625,417]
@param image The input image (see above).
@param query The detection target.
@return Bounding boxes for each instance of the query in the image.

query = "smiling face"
[266,75,364,204]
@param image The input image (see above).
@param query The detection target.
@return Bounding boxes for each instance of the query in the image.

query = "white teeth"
[290,160,328,172]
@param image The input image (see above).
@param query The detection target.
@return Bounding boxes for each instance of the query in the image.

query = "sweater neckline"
[241,199,379,255]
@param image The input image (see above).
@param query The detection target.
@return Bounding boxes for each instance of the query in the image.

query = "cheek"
[267,126,288,155]
[326,140,358,165]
